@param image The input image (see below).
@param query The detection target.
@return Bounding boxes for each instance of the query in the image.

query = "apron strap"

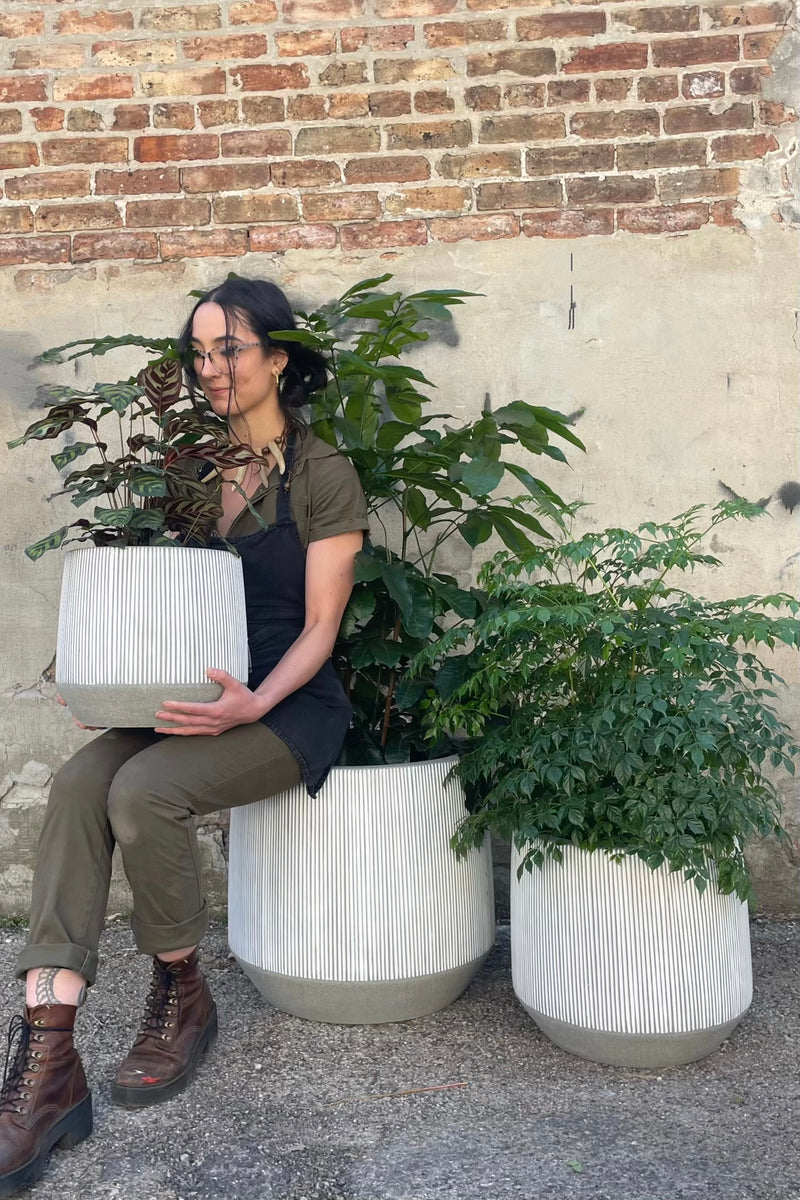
[276,430,297,523]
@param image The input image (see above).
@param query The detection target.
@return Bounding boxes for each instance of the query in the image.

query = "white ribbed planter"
[56,545,249,728]
[511,844,752,1067]
[228,757,495,1024]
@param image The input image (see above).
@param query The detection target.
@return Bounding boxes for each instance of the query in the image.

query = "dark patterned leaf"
[138,358,183,415]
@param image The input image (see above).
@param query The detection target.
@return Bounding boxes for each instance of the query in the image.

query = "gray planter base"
[58,682,224,729]
[523,1006,745,1068]
[234,951,490,1025]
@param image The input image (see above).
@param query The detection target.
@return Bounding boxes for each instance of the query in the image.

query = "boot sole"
[0,1090,93,1198]
[110,1005,218,1109]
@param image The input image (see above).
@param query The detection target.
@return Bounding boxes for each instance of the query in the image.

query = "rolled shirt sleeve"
[306,453,370,544]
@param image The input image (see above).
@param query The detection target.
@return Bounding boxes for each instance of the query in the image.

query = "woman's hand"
[55,692,105,732]
[154,669,265,737]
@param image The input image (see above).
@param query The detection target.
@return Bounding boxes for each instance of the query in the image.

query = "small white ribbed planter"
[511,844,752,1068]
[228,757,495,1024]
[56,545,249,728]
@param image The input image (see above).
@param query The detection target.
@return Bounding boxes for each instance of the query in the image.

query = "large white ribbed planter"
[511,844,752,1068]
[56,545,249,728]
[228,757,495,1024]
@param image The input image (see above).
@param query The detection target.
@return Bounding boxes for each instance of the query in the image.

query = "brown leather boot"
[111,950,217,1108]
[0,1005,92,1197]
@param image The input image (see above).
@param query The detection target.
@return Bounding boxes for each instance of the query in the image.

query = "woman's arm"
[154,530,362,736]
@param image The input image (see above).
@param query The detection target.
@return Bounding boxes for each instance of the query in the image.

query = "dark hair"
[177,276,328,440]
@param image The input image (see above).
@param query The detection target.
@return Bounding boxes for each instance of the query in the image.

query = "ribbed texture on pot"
[228,758,495,982]
[511,845,752,1034]
[56,546,248,685]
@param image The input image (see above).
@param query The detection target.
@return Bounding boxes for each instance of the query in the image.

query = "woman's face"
[189,301,286,424]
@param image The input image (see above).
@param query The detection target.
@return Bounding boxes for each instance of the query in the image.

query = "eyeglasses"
[191,342,263,373]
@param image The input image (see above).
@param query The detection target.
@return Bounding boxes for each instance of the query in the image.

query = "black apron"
[212,434,352,796]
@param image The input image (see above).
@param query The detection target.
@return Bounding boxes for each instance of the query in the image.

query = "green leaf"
[354,549,383,582]
[129,468,168,498]
[129,508,166,531]
[92,383,143,413]
[405,486,431,531]
[51,442,94,471]
[25,526,70,561]
[382,562,435,639]
[94,505,135,528]
[386,394,423,423]
[460,456,505,498]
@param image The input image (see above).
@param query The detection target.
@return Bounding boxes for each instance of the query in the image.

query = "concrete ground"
[0,918,797,1200]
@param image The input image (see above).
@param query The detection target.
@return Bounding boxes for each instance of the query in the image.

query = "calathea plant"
[416,501,799,901]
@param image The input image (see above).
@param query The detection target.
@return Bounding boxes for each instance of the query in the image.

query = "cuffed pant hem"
[130,901,209,957]
[15,943,99,986]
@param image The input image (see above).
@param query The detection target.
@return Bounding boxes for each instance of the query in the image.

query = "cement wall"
[1,223,798,918]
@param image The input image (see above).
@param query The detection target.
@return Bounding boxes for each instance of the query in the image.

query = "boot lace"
[0,1015,43,1116]
[137,963,179,1044]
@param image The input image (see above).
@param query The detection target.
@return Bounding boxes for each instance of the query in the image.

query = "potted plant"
[416,501,799,1062]
[227,275,585,1023]
[7,342,256,727]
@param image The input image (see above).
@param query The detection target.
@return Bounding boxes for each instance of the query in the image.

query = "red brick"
[663,102,753,133]
[439,150,520,178]
[134,134,218,162]
[329,92,370,119]
[96,168,181,195]
[320,62,368,86]
[729,66,764,92]
[66,108,105,132]
[221,130,292,156]
[759,99,796,124]
[476,180,561,209]
[275,30,336,55]
[704,3,792,27]
[344,155,430,183]
[658,167,740,201]
[503,82,546,107]
[467,48,556,77]
[198,100,239,127]
[340,219,427,249]
[213,195,298,222]
[564,43,648,74]
[0,109,22,134]
[0,207,33,234]
[385,185,469,213]
[571,110,659,138]
[369,91,412,117]
[30,108,63,132]
[72,232,158,262]
[430,213,519,241]
[140,5,221,31]
[183,34,267,61]
[0,236,70,266]
[111,100,148,125]
[36,202,122,233]
[612,5,699,32]
[243,96,286,122]
[181,163,269,192]
[652,35,740,67]
[301,192,381,221]
[527,144,616,175]
[743,30,785,57]
[548,80,591,105]
[229,1,279,21]
[54,74,134,102]
[153,102,195,129]
[682,70,725,99]
[341,24,414,51]
[141,69,226,96]
[0,143,39,170]
[233,64,309,90]
[711,132,779,159]
[414,88,455,114]
[566,175,656,204]
[637,75,679,101]
[616,138,707,170]
[375,0,456,13]
[271,160,341,186]
[286,95,326,120]
[424,18,506,46]
[55,10,134,34]
[522,209,614,238]
[0,12,45,37]
[159,228,248,258]
[296,126,380,154]
[465,84,501,110]
[387,120,471,150]
[283,0,363,15]
[374,58,454,83]
[249,223,337,251]
[479,113,566,142]
[518,11,605,38]
[6,170,90,200]
[0,76,48,102]
[13,44,85,69]
[618,204,708,232]
[595,78,632,101]
[710,198,742,226]
[91,40,176,67]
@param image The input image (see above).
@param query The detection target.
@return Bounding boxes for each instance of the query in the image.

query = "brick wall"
[0,0,796,266]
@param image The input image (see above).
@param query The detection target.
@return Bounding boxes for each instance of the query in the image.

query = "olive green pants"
[15,724,303,985]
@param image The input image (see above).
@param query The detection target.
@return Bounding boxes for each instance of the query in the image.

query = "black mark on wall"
[777,481,800,513]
